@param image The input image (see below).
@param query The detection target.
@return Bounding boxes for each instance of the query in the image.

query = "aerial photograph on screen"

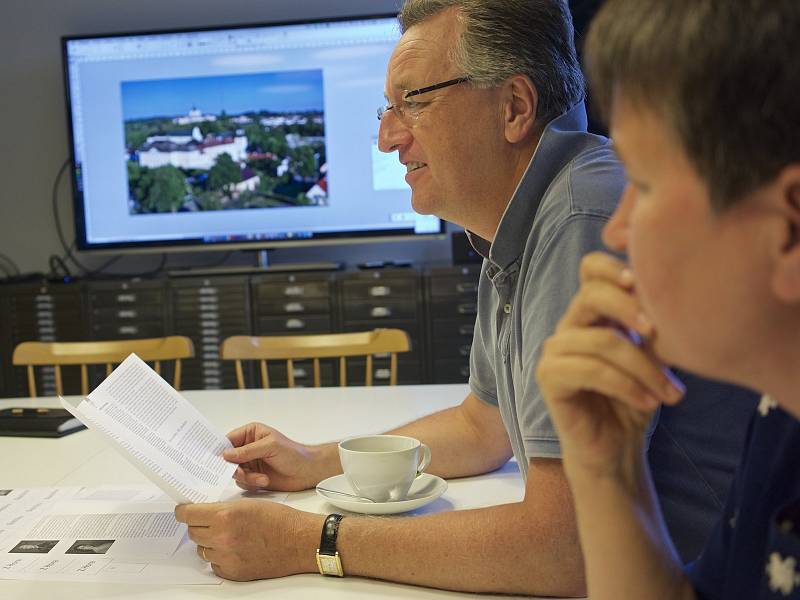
[121,69,327,214]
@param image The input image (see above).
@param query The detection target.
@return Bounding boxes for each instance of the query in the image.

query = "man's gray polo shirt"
[468,102,625,478]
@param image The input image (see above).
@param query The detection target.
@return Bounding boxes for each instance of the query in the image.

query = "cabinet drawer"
[256,315,332,333]
[343,301,417,321]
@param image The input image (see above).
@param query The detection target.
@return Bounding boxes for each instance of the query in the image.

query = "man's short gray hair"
[399,0,584,125]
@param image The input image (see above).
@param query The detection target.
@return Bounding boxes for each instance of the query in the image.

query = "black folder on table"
[0,407,86,437]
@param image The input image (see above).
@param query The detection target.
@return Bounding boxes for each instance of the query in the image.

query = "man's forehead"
[385,12,459,92]
[387,39,446,91]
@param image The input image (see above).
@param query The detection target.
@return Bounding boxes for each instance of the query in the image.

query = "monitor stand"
[254,249,342,272]
[167,249,342,277]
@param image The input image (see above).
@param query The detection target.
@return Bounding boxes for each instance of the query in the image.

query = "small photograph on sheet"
[9,540,59,554]
[65,540,115,554]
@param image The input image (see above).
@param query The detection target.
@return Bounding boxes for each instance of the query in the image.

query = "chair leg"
[260,360,270,389]
[313,358,321,387]
[55,366,63,397]
[366,355,373,386]
[81,365,88,396]
[390,353,398,386]
[235,360,245,389]
[339,357,347,387]
[27,366,37,397]
[287,359,295,388]
[174,360,182,391]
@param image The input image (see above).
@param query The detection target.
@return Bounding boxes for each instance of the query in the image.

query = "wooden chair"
[220,329,411,388]
[12,336,195,397]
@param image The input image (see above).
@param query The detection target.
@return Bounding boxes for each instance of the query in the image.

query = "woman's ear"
[771,165,800,302]
[502,74,538,144]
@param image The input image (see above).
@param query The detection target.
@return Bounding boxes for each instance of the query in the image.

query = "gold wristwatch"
[316,513,344,576]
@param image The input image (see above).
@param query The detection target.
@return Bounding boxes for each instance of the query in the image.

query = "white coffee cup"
[338,435,432,503]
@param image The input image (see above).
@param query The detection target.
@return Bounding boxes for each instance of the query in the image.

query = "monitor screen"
[62,15,442,251]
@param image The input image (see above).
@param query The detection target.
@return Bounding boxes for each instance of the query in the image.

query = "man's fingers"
[233,469,270,489]
[175,503,222,526]
[224,438,275,464]
[187,525,214,547]
[225,422,271,451]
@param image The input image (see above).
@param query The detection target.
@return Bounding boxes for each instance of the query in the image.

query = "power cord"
[50,158,168,279]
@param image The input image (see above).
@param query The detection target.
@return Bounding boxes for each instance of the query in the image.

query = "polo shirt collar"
[467,101,590,271]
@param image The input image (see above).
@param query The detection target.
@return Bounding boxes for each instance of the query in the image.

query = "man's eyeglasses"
[377,76,471,121]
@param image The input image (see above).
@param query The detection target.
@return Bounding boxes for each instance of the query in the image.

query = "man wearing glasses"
[175,1,755,595]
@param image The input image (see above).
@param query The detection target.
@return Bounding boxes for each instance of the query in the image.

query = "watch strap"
[319,513,344,555]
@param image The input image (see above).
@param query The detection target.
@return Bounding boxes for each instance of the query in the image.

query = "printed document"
[0,484,218,584]
[60,353,237,504]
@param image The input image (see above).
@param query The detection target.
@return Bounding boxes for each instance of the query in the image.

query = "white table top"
[0,385,534,599]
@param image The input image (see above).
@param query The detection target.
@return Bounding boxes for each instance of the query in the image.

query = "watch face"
[317,552,343,576]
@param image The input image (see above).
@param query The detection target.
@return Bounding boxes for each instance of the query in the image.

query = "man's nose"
[377,109,413,154]
[602,183,635,252]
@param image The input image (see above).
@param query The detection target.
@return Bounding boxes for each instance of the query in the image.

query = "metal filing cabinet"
[4,280,86,396]
[169,275,251,390]
[85,279,170,388]
[425,265,480,383]
[338,268,424,385]
[251,272,337,387]
[86,279,169,340]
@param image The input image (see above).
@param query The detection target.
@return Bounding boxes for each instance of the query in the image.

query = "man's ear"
[502,74,538,144]
[771,165,800,302]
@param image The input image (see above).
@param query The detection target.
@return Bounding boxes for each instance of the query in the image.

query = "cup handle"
[415,443,431,478]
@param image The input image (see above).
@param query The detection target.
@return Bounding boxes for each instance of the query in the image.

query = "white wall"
[0,0,454,277]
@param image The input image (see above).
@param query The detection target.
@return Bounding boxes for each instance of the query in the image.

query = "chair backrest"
[220,328,411,388]
[12,336,195,397]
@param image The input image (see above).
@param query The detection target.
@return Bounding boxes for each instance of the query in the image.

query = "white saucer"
[316,473,447,515]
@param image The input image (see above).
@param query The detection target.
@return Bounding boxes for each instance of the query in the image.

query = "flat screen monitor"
[62,15,442,252]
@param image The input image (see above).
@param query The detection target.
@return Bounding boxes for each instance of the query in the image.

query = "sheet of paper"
[60,353,237,504]
[0,537,219,585]
[0,485,219,584]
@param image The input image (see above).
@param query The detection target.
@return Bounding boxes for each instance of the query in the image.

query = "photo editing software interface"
[64,16,441,250]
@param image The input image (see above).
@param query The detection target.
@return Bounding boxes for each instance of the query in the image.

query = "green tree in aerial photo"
[208,153,240,196]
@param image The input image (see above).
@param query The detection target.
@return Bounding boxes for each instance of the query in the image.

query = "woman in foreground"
[536,0,800,598]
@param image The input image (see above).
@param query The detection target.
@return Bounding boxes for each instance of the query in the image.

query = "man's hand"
[536,252,685,479]
[223,423,337,492]
[175,500,323,581]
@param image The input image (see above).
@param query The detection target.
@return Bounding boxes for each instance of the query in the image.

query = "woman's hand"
[536,252,685,479]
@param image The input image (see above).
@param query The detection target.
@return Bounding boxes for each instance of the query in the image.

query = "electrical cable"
[0,252,21,276]
[49,159,240,279]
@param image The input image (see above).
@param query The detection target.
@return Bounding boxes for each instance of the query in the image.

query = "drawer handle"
[284,286,304,297]
[375,368,391,380]
[456,282,477,293]
[374,352,390,359]
[292,367,307,378]
[118,310,137,319]
[457,303,477,315]
[458,325,475,336]
[116,294,136,303]
[370,306,392,318]
[118,326,139,335]
[460,366,470,377]
[369,286,391,297]
[284,302,305,313]
[459,345,471,357]
[286,318,306,329]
